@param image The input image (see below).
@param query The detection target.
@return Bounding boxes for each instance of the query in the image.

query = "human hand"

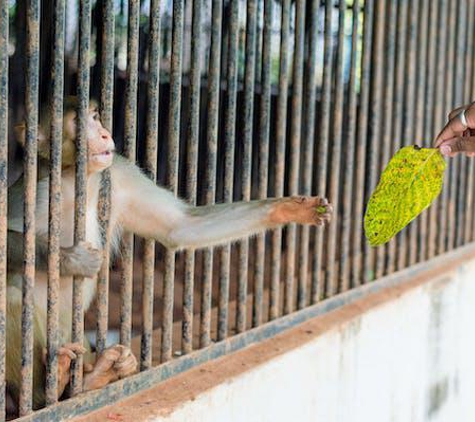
[434,103,475,157]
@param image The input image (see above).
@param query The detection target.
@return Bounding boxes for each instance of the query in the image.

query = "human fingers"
[435,104,475,147]
[438,136,475,156]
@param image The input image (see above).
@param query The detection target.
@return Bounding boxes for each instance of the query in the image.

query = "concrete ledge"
[74,244,475,422]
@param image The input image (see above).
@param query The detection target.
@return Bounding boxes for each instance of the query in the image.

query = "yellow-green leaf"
[364,146,446,246]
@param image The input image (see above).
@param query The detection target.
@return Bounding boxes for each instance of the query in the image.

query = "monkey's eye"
[92,112,100,121]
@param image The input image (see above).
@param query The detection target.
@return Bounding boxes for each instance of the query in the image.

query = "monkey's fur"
[6,100,333,412]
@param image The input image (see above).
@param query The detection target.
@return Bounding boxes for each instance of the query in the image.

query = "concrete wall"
[79,254,475,422]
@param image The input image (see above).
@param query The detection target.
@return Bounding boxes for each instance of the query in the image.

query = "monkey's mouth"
[90,149,115,166]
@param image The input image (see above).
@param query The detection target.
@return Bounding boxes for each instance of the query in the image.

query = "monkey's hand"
[269,196,333,226]
[60,241,104,278]
[83,345,138,392]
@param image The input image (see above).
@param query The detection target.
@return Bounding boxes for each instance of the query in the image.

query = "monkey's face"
[85,109,115,173]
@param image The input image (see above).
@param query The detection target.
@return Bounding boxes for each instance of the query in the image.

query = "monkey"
[6,99,333,412]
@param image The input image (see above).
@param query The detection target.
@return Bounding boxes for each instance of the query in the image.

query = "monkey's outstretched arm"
[112,157,332,250]
[7,230,103,277]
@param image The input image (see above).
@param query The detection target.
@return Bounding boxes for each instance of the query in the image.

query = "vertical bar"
[0,1,8,419]
[414,0,429,262]
[325,0,346,296]
[45,0,65,406]
[313,0,334,300]
[71,0,92,396]
[121,0,140,349]
[254,0,273,325]
[20,0,40,413]
[284,0,304,313]
[236,0,257,333]
[464,0,475,244]
[425,0,440,259]
[351,0,374,287]
[340,0,360,291]
[435,0,449,256]
[375,0,396,278]
[218,0,239,340]
[182,0,199,353]
[200,0,222,349]
[454,0,467,248]
[142,0,161,367]
[387,0,407,273]
[298,0,320,304]
[269,0,290,320]
[96,0,115,357]
[161,0,184,362]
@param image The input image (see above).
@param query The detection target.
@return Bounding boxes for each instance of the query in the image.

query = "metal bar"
[254,0,273,325]
[387,0,408,273]
[464,0,475,244]
[19,0,40,414]
[375,0,396,279]
[161,0,184,362]
[445,0,457,253]
[435,0,449,256]
[200,0,222,349]
[120,0,140,349]
[45,0,65,406]
[312,0,334,302]
[218,0,239,340]
[298,0,320,303]
[325,0,346,296]
[284,0,304,313]
[269,0,290,321]
[236,0,257,333]
[425,0,440,260]
[0,1,7,419]
[182,0,199,354]
[142,0,161,368]
[96,0,115,357]
[18,241,475,422]
[414,0,429,263]
[351,0,374,287]
[71,0,92,397]
[339,0,360,291]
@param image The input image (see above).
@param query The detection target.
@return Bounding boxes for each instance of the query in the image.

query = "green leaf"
[364,146,446,246]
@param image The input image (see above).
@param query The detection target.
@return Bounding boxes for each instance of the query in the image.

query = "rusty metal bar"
[161,0,184,363]
[284,0,304,313]
[425,0,440,260]
[45,0,65,406]
[0,1,7,420]
[339,0,360,291]
[269,0,290,320]
[218,0,239,340]
[414,0,429,263]
[236,0,257,333]
[375,0,396,279]
[325,0,346,296]
[284,0,307,314]
[200,0,222,348]
[435,0,449,256]
[71,0,92,397]
[464,0,475,244]
[120,0,140,349]
[455,0,468,248]
[182,0,199,354]
[351,0,374,287]
[387,0,408,273]
[298,0,320,304]
[375,0,398,278]
[254,0,273,325]
[96,0,115,357]
[312,0,334,302]
[445,0,457,253]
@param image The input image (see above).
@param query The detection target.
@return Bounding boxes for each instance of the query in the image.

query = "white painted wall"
[152,259,475,422]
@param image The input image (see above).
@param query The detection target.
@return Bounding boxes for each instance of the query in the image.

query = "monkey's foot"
[269,196,333,226]
[60,241,103,278]
[83,345,137,392]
